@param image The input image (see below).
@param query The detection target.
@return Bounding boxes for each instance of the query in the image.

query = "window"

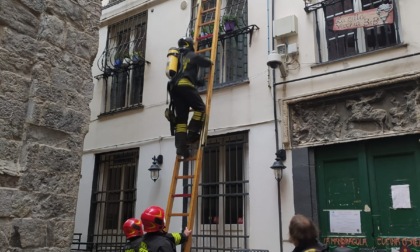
[87,149,138,250]
[311,0,399,62]
[193,132,249,251]
[215,0,248,86]
[192,0,250,88]
[98,12,147,114]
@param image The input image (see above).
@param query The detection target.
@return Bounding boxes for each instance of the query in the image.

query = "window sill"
[198,79,250,94]
[98,104,144,118]
[311,43,408,69]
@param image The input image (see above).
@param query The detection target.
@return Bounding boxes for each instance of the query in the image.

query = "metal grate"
[96,11,148,114]
[97,11,148,71]
[187,0,257,89]
[82,149,139,251]
[190,132,250,252]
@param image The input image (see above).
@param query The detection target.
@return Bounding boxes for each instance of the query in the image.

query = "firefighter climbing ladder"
[165,0,221,251]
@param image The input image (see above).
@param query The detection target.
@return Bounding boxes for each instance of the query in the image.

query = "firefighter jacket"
[177,48,212,87]
[124,236,147,252]
[142,231,188,252]
[124,232,187,252]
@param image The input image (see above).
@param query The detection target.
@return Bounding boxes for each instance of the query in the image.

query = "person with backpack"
[289,214,329,252]
[166,37,212,158]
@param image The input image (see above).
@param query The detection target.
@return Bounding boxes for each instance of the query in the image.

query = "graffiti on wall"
[323,237,368,247]
[377,237,420,247]
[323,237,420,248]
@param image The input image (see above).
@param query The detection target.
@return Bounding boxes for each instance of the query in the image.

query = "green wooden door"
[366,136,420,248]
[316,142,374,249]
[315,135,420,251]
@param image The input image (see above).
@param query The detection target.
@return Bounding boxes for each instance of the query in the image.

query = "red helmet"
[141,206,166,232]
[123,218,144,239]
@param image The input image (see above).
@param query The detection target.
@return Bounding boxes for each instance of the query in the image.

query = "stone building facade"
[0,1,101,250]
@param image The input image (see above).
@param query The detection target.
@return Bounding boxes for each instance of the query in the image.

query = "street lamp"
[270,149,286,252]
[271,149,286,180]
[148,155,163,182]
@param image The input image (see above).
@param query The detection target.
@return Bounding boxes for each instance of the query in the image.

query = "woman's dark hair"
[289,214,319,247]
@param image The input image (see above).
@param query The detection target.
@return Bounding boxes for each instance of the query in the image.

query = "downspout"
[269,0,280,152]
[268,1,284,252]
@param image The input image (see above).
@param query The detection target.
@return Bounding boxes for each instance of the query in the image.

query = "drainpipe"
[268,1,284,252]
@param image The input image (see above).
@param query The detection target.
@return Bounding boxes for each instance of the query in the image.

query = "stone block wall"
[0,0,101,250]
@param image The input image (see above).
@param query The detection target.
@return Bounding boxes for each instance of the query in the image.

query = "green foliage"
[222,15,238,25]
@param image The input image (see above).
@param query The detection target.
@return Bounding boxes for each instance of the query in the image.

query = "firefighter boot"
[175,126,190,158]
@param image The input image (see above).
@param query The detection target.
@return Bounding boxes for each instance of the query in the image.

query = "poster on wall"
[333,3,393,31]
[329,210,362,234]
[391,184,411,209]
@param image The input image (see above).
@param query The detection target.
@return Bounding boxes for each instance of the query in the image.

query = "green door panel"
[367,136,420,239]
[322,158,362,209]
[315,143,374,247]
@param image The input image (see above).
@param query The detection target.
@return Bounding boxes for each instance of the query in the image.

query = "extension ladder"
[164,0,221,251]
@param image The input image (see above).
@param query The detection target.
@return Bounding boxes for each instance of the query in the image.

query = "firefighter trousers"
[171,83,205,154]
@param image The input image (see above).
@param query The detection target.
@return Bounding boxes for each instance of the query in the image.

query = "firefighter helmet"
[122,218,143,239]
[141,205,166,232]
[178,37,194,51]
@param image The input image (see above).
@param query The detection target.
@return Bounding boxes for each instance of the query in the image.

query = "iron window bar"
[304,0,344,13]
[187,0,259,48]
[197,24,259,48]
[85,149,138,251]
[95,12,150,80]
[191,132,250,252]
[306,0,399,62]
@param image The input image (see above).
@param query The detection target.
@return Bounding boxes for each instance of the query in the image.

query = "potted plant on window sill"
[132,51,143,64]
[222,15,238,32]
[114,57,123,68]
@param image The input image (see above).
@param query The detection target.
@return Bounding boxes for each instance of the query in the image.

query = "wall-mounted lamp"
[270,149,287,181]
[148,155,163,182]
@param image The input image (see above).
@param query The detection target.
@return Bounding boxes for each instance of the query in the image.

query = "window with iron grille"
[192,0,249,88]
[98,12,148,114]
[310,0,399,62]
[216,0,248,86]
[87,149,138,251]
[193,132,249,251]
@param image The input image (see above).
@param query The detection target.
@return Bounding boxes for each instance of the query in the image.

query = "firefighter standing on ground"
[123,218,147,252]
[140,205,191,252]
[123,207,191,252]
[166,37,212,158]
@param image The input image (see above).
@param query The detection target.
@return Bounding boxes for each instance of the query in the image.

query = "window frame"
[313,0,400,63]
[88,149,139,247]
[100,11,148,115]
[192,0,250,89]
[194,132,250,250]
